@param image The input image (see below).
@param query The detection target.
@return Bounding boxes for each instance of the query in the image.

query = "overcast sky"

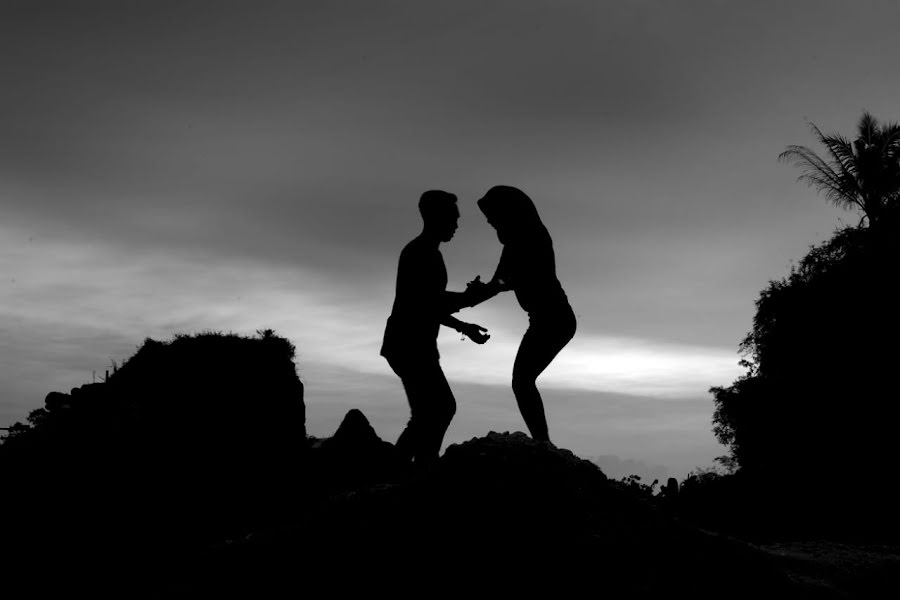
[3,1,899,479]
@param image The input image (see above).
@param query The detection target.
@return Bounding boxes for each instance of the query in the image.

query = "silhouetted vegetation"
[706,113,900,539]
[0,329,307,593]
[611,473,660,500]
[778,111,900,229]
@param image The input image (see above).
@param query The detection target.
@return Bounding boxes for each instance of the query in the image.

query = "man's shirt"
[381,236,448,361]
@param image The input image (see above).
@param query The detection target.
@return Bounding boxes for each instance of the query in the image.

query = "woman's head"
[477,185,545,243]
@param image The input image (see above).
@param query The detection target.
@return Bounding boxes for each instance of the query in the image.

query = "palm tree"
[779,111,900,227]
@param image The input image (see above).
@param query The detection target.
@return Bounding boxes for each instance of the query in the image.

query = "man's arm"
[441,314,490,344]
[442,290,470,314]
[448,276,508,310]
[442,274,509,312]
[441,313,468,332]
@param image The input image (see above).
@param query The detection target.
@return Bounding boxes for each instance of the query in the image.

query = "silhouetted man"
[381,190,489,466]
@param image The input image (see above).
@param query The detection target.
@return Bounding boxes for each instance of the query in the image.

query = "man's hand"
[459,322,490,344]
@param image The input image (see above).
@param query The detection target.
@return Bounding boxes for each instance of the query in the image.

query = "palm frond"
[778,145,861,208]
[782,112,900,224]
[857,111,879,145]
[819,135,857,175]
[778,143,864,212]
[879,122,900,153]
[778,144,841,185]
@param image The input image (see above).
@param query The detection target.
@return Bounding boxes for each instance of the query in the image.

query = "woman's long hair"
[476,186,550,244]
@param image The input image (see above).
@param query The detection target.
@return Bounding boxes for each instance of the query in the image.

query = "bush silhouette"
[710,222,899,533]
[0,329,308,586]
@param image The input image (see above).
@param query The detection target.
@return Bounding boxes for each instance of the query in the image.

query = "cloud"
[0,222,386,415]
[1,222,732,477]
[431,313,744,398]
[1,218,743,425]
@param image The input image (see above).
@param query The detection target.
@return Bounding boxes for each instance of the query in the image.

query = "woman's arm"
[462,245,514,307]
[459,276,504,308]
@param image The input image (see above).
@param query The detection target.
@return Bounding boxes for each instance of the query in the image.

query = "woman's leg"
[511,311,576,442]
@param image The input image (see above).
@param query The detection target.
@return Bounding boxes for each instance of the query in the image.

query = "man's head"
[419,190,459,242]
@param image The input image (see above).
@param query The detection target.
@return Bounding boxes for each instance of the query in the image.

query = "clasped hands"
[456,276,492,344]
[460,275,495,307]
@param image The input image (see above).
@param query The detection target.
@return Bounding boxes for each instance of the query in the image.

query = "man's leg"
[391,357,456,465]
[415,360,456,463]
[388,356,420,463]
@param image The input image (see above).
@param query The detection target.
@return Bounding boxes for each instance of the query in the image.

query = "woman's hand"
[466,275,488,293]
[459,322,490,344]
[461,276,489,307]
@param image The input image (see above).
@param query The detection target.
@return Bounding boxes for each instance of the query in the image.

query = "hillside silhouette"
[0,330,308,593]
[3,330,899,597]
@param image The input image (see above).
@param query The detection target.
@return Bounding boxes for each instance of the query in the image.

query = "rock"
[0,330,309,595]
[326,408,385,449]
[201,431,798,597]
[314,409,405,490]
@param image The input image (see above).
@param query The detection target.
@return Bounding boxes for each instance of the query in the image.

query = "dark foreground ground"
[151,431,899,599]
[5,333,897,597]
[5,433,899,598]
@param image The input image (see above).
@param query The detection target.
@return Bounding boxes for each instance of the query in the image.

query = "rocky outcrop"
[310,408,406,490]
[0,331,308,594]
[193,431,798,598]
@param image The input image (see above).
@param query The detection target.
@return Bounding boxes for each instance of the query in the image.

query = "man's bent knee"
[436,400,456,427]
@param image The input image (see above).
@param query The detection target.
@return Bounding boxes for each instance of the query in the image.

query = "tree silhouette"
[779,111,900,227]
[710,222,899,536]
[710,115,900,534]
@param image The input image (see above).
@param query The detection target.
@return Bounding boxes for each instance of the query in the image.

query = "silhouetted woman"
[464,186,576,442]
